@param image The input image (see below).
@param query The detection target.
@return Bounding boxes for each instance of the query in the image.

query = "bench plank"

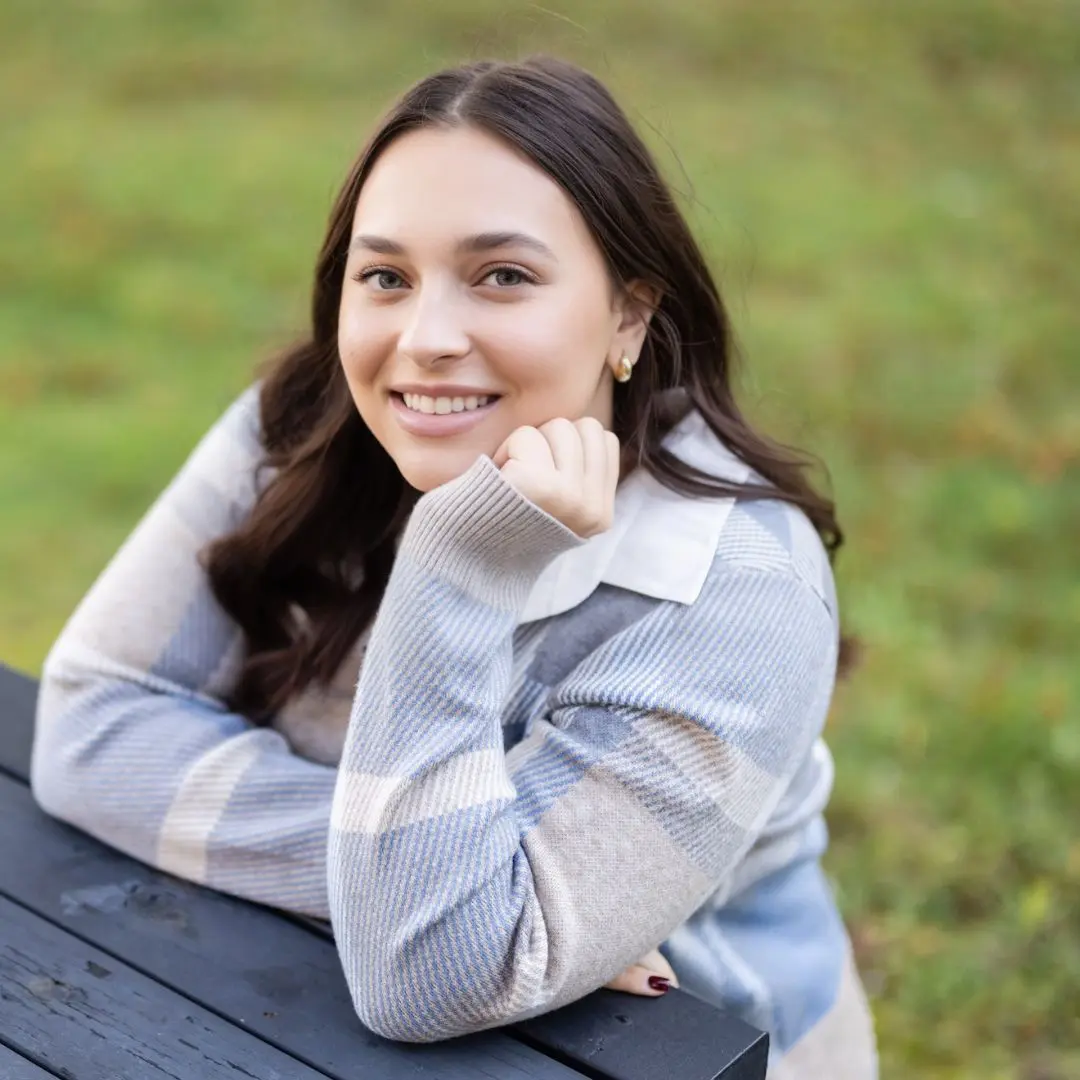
[0,1042,61,1080]
[0,895,336,1080]
[515,991,768,1080]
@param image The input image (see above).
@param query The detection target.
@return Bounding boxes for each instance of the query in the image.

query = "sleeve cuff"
[398,455,586,612]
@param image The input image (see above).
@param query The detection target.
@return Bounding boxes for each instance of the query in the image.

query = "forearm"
[33,642,335,918]
[327,456,581,1039]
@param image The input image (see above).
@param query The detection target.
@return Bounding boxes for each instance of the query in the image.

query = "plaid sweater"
[31,386,876,1074]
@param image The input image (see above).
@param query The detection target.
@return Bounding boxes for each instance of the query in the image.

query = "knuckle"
[507,426,536,451]
[543,417,575,436]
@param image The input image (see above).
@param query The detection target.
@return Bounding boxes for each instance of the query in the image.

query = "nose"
[397,284,471,368]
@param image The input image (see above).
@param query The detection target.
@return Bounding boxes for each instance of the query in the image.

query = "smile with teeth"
[399,393,496,415]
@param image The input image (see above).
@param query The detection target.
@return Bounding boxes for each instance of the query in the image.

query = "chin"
[394,450,480,494]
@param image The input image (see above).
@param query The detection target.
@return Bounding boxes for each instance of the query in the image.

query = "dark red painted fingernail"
[648,976,670,993]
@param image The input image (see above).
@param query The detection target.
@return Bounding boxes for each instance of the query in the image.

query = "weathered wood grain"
[0,895,334,1080]
[0,1040,60,1079]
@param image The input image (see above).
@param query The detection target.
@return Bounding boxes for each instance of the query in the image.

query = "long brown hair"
[205,56,857,723]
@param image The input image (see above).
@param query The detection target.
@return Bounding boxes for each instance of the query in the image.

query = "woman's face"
[338,125,647,492]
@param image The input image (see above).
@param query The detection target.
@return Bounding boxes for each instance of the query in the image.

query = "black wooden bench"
[0,662,768,1079]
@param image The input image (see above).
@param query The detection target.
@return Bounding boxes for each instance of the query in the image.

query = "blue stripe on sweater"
[660,848,845,1054]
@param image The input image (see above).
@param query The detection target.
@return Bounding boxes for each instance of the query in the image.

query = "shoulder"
[163,381,267,535]
[708,494,838,621]
[176,381,264,476]
[653,499,841,711]
[200,381,264,458]
[653,494,840,677]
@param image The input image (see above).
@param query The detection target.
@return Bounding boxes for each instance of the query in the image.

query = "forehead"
[351,125,592,249]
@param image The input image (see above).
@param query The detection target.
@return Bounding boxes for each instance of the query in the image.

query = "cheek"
[338,306,388,389]
[489,289,613,384]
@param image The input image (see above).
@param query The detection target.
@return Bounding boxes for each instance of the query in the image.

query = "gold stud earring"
[614,353,634,383]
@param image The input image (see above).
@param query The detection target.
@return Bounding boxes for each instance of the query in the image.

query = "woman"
[31,56,877,1076]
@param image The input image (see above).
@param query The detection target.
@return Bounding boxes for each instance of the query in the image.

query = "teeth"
[402,393,492,414]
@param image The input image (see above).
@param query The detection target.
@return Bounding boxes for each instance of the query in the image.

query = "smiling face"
[338,124,649,492]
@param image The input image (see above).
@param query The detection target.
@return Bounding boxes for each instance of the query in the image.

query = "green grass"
[2,1,1078,1074]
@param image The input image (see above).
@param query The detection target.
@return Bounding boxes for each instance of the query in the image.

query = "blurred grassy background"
[1,0,1077,1074]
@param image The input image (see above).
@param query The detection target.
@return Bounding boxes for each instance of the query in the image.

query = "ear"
[611,279,661,367]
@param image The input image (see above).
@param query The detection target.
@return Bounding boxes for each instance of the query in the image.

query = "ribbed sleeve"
[401,454,585,609]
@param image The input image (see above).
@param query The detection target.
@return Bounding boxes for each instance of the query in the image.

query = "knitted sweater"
[31,385,876,1075]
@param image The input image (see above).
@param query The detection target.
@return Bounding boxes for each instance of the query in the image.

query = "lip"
[390,384,501,398]
[389,391,500,437]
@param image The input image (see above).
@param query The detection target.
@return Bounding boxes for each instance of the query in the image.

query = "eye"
[354,267,407,291]
[481,265,537,288]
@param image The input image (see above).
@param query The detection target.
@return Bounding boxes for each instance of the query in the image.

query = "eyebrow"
[350,231,557,261]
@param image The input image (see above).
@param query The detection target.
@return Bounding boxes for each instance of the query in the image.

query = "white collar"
[520,409,751,622]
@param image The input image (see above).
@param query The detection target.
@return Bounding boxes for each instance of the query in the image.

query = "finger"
[499,426,554,472]
[539,417,583,478]
[602,963,672,996]
[576,418,610,509]
[636,948,679,986]
[602,948,679,996]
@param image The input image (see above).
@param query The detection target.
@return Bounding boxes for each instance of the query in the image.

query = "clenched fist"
[492,417,620,539]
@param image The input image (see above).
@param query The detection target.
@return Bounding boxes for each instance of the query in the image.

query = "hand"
[604,948,680,996]
[491,417,620,539]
